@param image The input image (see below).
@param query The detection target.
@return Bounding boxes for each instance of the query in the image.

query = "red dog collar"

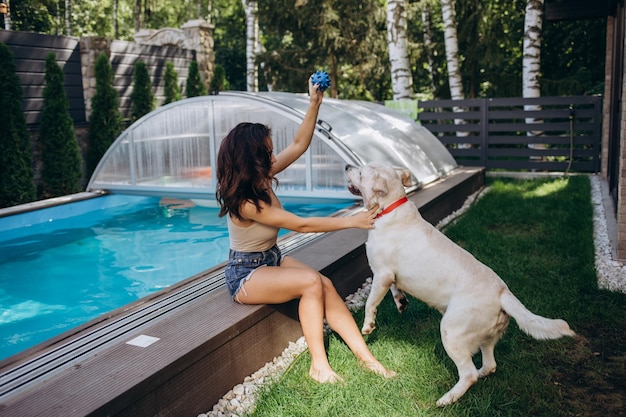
[375,196,408,219]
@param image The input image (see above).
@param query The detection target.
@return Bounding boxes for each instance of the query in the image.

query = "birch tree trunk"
[2,0,10,30]
[387,0,413,100]
[421,4,437,94]
[113,0,118,38]
[440,0,468,143]
[441,0,463,100]
[523,0,544,141]
[65,0,72,36]
[134,0,141,33]
[242,0,259,92]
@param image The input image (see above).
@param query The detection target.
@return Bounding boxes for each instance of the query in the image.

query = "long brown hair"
[216,122,277,219]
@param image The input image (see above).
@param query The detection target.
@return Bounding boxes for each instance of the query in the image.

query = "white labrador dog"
[345,162,575,406]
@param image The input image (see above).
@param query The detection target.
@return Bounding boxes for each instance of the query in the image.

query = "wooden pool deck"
[0,166,484,417]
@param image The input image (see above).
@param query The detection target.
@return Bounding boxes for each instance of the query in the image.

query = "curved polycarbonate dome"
[87,92,457,202]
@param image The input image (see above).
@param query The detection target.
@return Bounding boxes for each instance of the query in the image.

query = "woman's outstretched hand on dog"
[351,204,380,229]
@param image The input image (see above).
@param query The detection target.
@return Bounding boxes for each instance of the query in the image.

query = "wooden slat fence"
[1,32,195,125]
[0,31,86,125]
[418,96,602,172]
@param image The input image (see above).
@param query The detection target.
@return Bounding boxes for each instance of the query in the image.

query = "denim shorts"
[224,244,282,301]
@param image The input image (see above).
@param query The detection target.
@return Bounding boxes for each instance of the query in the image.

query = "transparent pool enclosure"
[87,92,458,202]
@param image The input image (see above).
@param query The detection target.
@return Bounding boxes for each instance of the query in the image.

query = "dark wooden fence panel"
[0,31,86,125]
[1,32,196,125]
[418,96,602,172]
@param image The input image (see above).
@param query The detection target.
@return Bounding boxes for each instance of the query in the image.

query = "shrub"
[209,64,229,94]
[0,43,36,208]
[164,61,182,104]
[130,60,154,121]
[86,53,122,177]
[185,60,207,97]
[39,53,83,198]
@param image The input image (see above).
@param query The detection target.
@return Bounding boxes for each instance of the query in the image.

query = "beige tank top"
[227,215,279,252]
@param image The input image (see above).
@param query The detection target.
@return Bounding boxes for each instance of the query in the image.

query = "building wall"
[617,8,626,259]
[602,17,614,179]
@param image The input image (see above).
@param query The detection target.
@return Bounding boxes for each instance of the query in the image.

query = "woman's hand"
[309,77,323,107]
[351,205,380,230]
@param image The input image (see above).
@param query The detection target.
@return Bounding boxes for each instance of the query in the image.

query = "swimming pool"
[0,194,353,361]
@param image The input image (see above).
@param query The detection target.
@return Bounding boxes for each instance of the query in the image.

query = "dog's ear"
[393,167,413,187]
[371,171,388,198]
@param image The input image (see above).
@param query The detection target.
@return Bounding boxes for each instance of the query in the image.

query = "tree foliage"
[212,0,246,91]
[257,0,390,100]
[39,53,83,198]
[164,61,182,104]
[130,60,155,121]
[86,53,122,177]
[0,43,36,208]
[7,0,608,100]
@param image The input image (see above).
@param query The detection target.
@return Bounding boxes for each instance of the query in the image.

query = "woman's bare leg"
[282,257,396,378]
[234,263,341,383]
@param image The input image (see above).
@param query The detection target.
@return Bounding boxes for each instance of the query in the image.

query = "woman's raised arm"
[271,78,324,175]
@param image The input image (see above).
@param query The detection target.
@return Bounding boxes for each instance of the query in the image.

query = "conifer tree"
[0,43,36,208]
[164,61,182,104]
[185,60,207,97]
[130,60,154,121]
[39,53,83,198]
[209,64,229,94]
[86,53,122,177]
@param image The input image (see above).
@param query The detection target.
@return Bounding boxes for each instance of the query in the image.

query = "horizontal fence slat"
[486,121,597,133]
[488,135,598,145]
[418,96,601,173]
[485,160,596,171]
[417,110,482,121]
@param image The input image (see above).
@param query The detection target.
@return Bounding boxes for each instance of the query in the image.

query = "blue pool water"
[0,194,352,361]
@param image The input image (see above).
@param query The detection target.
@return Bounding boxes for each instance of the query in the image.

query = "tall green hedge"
[185,60,207,97]
[0,43,36,208]
[86,53,122,178]
[130,60,154,121]
[39,53,83,198]
[164,61,182,104]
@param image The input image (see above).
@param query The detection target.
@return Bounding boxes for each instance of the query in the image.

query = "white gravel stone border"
[200,176,626,417]
[590,175,626,293]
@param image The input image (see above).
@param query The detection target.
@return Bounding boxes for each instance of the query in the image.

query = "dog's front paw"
[361,322,376,335]
[436,393,456,407]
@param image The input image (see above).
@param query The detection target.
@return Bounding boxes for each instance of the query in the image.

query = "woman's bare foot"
[309,367,344,383]
[360,360,397,378]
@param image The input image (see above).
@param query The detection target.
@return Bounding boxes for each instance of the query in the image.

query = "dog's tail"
[500,289,575,340]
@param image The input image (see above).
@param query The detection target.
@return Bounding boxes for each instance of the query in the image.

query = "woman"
[216,78,395,384]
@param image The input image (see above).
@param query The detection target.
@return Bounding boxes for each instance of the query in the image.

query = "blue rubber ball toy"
[310,70,331,92]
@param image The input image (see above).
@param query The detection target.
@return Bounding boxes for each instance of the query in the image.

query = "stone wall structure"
[81,19,214,120]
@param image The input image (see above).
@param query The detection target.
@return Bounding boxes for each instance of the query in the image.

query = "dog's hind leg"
[436,316,480,406]
[389,284,408,313]
[362,272,395,334]
[477,341,497,378]
[478,312,508,378]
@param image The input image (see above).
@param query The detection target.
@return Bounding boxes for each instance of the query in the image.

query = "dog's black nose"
[345,164,356,171]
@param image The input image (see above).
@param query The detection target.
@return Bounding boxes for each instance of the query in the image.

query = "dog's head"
[345,163,412,209]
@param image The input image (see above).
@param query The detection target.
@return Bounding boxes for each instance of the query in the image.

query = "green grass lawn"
[248,175,626,417]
